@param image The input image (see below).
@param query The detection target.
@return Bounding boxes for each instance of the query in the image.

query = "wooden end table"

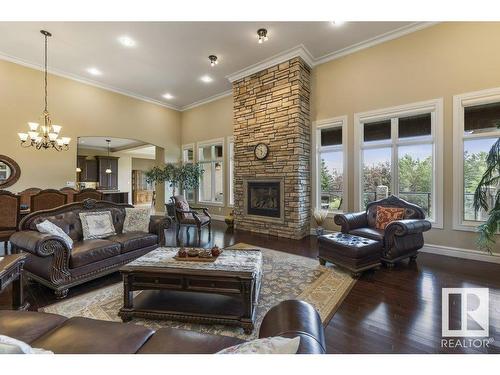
[118,247,262,334]
[0,254,30,310]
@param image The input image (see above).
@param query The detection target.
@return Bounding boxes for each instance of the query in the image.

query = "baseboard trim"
[210,214,226,222]
[421,244,500,264]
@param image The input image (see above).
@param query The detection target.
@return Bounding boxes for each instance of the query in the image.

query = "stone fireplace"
[232,57,311,239]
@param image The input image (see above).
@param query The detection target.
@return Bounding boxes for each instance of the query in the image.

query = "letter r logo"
[442,288,489,337]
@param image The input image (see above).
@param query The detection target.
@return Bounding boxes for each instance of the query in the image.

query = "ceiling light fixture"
[330,21,345,26]
[162,93,174,100]
[86,67,102,76]
[118,35,136,47]
[257,28,268,44]
[18,30,70,152]
[208,55,218,67]
[200,75,213,83]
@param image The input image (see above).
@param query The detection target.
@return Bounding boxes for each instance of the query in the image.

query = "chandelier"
[18,30,70,151]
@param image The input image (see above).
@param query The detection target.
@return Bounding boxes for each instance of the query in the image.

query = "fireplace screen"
[247,181,281,218]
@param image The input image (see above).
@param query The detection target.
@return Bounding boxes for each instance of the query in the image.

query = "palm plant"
[473,122,500,254]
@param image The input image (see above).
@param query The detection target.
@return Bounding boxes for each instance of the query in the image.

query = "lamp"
[257,28,268,44]
[18,30,70,151]
[105,139,112,174]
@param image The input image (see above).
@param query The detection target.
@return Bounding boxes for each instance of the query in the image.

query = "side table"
[0,254,29,310]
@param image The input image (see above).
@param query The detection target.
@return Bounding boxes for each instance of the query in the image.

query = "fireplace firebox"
[245,179,284,221]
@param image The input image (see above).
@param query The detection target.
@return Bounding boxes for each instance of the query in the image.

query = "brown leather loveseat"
[9,199,171,299]
[0,300,326,354]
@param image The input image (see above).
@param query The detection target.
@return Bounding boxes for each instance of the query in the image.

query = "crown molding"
[180,89,233,111]
[0,52,181,111]
[313,22,439,66]
[226,44,314,83]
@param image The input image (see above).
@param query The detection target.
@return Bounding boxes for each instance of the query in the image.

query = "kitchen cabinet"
[77,156,98,182]
[96,156,119,190]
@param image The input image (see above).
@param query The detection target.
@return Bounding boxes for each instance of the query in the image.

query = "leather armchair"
[334,195,431,266]
[171,195,211,246]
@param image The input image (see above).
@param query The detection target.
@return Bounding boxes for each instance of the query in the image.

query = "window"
[314,116,347,213]
[182,144,195,202]
[354,99,443,227]
[228,137,235,206]
[453,89,500,231]
[198,140,224,204]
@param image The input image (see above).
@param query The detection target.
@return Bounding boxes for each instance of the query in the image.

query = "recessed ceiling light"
[86,67,102,76]
[200,75,213,83]
[118,35,136,47]
[162,93,174,100]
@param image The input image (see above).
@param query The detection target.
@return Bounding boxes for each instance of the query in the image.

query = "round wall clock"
[254,143,269,160]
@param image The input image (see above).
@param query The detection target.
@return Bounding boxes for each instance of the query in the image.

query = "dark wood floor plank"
[1,220,499,353]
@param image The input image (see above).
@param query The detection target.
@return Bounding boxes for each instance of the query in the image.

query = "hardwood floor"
[1,220,499,354]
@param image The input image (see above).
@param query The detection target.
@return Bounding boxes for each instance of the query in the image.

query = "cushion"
[0,311,68,344]
[69,239,121,268]
[349,228,385,242]
[175,197,191,220]
[31,317,154,354]
[217,336,301,354]
[138,327,244,354]
[107,232,158,254]
[79,211,116,240]
[123,207,150,233]
[375,206,405,230]
[0,335,53,354]
[36,220,74,250]
[182,214,211,225]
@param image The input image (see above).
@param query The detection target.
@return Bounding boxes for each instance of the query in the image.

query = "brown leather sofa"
[334,195,432,266]
[9,199,172,299]
[0,300,326,354]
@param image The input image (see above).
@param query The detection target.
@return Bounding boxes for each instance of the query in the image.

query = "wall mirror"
[0,155,21,189]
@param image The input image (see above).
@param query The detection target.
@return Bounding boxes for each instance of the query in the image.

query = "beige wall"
[180,95,233,217]
[312,22,500,252]
[0,59,181,192]
[132,157,156,172]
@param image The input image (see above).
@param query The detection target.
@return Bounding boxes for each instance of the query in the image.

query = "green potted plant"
[473,123,499,254]
[145,163,204,216]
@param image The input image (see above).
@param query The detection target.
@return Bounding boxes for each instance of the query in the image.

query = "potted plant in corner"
[473,122,499,254]
[145,163,204,217]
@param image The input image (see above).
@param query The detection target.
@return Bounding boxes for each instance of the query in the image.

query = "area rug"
[40,243,355,339]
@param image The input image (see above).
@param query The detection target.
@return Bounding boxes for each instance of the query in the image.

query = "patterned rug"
[40,243,355,339]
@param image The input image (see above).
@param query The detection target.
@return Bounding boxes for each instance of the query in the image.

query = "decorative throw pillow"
[123,207,150,233]
[175,199,192,220]
[0,335,53,354]
[375,206,405,230]
[79,211,116,240]
[36,220,73,250]
[217,336,300,354]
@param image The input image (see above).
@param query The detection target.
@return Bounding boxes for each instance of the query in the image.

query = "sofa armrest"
[258,300,326,354]
[10,231,70,257]
[334,211,368,233]
[149,216,172,246]
[385,219,432,237]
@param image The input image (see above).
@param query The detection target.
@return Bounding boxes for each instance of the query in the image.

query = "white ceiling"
[0,22,420,109]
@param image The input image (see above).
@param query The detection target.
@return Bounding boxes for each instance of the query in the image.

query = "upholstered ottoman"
[318,233,383,277]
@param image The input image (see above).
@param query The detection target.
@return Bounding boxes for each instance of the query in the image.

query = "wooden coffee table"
[118,247,262,333]
[0,254,29,310]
